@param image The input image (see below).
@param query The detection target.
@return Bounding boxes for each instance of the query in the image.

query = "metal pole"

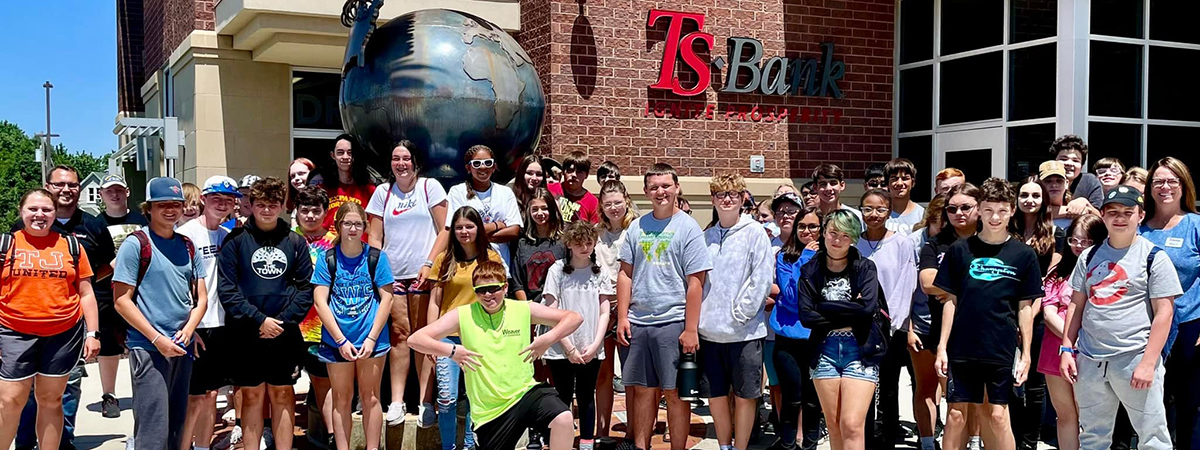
[42,81,53,184]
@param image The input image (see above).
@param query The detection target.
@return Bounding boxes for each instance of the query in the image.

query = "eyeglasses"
[341,221,366,230]
[1096,167,1124,175]
[774,207,800,217]
[49,182,81,190]
[469,159,496,169]
[602,201,625,209]
[859,206,890,216]
[473,283,505,294]
[796,224,821,232]
[866,181,886,189]
[946,203,976,214]
[712,191,740,200]
[1152,178,1181,188]
[1068,237,1093,247]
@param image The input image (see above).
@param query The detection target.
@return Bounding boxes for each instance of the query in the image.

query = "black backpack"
[325,246,384,290]
[0,232,81,277]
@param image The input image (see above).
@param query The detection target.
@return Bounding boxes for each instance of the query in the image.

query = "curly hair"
[1049,134,1088,159]
[560,220,601,275]
[979,177,1016,206]
[249,177,287,205]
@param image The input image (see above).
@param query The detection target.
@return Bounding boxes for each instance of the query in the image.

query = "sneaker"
[262,427,275,449]
[526,430,543,450]
[125,437,135,450]
[102,393,121,418]
[385,401,406,426]
[213,425,242,450]
[765,438,797,450]
[221,408,236,425]
[613,376,625,393]
[967,437,982,450]
[418,403,436,428]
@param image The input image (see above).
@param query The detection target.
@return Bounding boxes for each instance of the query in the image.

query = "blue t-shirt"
[1140,213,1200,328]
[770,248,817,340]
[310,246,394,354]
[112,228,206,352]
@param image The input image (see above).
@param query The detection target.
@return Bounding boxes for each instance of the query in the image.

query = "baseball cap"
[1038,160,1067,180]
[239,174,261,189]
[100,174,127,189]
[1102,185,1144,208]
[202,175,242,197]
[145,177,185,202]
[771,192,804,212]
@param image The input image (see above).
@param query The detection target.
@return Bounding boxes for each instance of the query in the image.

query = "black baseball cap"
[1102,185,1144,208]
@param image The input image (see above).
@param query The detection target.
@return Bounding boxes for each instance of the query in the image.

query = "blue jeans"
[15,364,84,450]
[812,331,879,383]
[436,337,475,450]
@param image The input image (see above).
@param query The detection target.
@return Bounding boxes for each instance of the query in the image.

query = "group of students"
[1,131,1198,450]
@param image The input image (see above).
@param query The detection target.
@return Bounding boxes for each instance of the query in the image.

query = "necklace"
[866,237,883,252]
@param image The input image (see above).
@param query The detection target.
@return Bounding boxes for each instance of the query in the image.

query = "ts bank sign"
[648,9,846,99]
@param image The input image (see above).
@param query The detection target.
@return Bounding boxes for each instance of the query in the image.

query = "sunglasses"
[946,204,976,215]
[473,283,505,294]
[469,159,496,169]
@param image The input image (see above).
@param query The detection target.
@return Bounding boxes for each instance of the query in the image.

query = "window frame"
[289,67,345,162]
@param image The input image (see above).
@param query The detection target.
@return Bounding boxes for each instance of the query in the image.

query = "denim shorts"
[811,331,878,383]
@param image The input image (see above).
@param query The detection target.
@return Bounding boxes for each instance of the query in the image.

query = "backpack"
[0,232,81,278]
[325,246,384,291]
[129,230,198,306]
[1083,244,1163,300]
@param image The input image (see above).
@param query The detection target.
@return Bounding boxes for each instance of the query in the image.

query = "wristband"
[85,331,100,339]
[1059,346,1077,355]
[337,337,349,346]
[152,335,162,344]
[423,259,434,268]
[450,344,457,358]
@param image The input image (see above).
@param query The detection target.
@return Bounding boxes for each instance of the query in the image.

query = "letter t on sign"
[648,9,714,96]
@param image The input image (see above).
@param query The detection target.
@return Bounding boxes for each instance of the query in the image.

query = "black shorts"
[189,327,232,395]
[699,339,764,399]
[229,326,303,387]
[303,343,329,379]
[98,304,128,357]
[947,361,1013,405]
[474,385,569,450]
[0,320,84,381]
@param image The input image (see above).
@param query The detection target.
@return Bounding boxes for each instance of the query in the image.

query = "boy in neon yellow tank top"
[410,260,584,450]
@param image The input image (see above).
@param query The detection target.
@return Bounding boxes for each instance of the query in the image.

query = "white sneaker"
[262,427,275,449]
[125,437,135,450]
[213,426,242,450]
[221,408,236,425]
[417,403,436,428]
[385,401,406,426]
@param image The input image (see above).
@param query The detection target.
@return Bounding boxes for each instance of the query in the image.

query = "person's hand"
[1195,333,1200,347]
[805,240,820,252]
[1060,353,1078,384]
[567,347,586,364]
[1131,360,1156,390]
[452,345,482,370]
[1065,197,1091,217]
[357,337,377,359]
[83,336,101,360]
[194,333,207,352]
[934,349,949,378]
[521,335,553,363]
[679,329,699,354]
[415,266,431,290]
[154,335,187,358]
[1014,355,1031,386]
[907,329,923,353]
[616,318,632,347]
[259,318,284,339]
[172,330,193,346]
[580,343,600,363]
[339,341,359,361]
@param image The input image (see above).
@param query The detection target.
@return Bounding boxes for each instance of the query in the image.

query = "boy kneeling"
[409,260,584,450]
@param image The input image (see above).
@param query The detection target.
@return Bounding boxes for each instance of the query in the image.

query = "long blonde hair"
[599,180,638,231]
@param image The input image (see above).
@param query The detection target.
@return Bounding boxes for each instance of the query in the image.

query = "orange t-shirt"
[0,231,94,336]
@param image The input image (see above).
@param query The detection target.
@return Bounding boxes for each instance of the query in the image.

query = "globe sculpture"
[340,1,546,185]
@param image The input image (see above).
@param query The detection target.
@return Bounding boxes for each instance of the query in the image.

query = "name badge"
[1165,237,1184,248]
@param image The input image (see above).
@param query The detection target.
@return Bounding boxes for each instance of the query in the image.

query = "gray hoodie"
[699,214,776,343]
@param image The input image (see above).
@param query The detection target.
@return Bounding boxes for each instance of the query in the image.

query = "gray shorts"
[0,320,84,381]
[618,321,684,390]
[699,339,764,399]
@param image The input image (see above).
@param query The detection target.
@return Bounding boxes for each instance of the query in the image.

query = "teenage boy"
[811,163,864,223]
[112,177,208,450]
[935,168,965,196]
[799,181,818,209]
[597,161,621,185]
[409,260,583,450]
[95,173,148,418]
[884,158,925,235]
[616,163,713,450]
[1060,186,1180,450]
[1050,135,1104,210]
[700,173,774,450]
[218,177,314,450]
[864,163,887,191]
[234,174,260,226]
[549,151,602,223]
[933,178,1043,450]
[177,176,240,450]
[294,185,338,448]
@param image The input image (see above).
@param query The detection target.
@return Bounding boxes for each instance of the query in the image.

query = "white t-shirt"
[541,260,615,360]
[445,182,523,275]
[596,228,627,293]
[176,220,230,329]
[366,178,448,279]
[886,203,926,235]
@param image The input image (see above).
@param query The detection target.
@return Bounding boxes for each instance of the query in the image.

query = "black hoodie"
[797,246,889,367]
[218,217,313,330]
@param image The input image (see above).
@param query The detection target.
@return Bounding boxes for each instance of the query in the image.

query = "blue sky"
[0,1,116,156]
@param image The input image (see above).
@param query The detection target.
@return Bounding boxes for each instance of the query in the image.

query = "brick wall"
[526,0,895,179]
[134,0,214,87]
[117,0,145,113]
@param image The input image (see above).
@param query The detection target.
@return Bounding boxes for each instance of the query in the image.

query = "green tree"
[0,121,44,226]
[54,144,109,179]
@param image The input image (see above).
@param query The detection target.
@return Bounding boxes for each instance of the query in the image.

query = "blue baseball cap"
[145,177,185,202]
[202,175,242,197]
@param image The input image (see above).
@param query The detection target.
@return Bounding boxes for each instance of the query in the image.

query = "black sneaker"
[102,393,121,418]
[766,438,797,450]
[526,429,543,450]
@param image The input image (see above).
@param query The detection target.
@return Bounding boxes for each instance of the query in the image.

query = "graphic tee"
[298,229,337,343]
[0,231,94,336]
[176,220,231,329]
[618,210,712,325]
[820,267,853,303]
[365,179,447,279]
[1069,237,1183,358]
[101,210,149,251]
[323,183,377,233]
[311,246,394,354]
[509,237,567,301]
[886,203,925,235]
[542,259,615,360]
[933,235,1044,364]
[548,183,601,223]
[112,228,206,352]
[445,183,523,274]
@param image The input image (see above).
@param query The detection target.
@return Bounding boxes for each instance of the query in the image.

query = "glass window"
[941,0,1003,55]
[1147,126,1200,174]
[1149,1,1200,45]
[1088,122,1143,170]
[946,149,993,187]
[940,52,1003,125]
[1148,47,1200,122]
[294,137,338,178]
[1009,44,1057,121]
[293,71,343,130]
[900,0,934,64]
[898,135,934,202]
[1007,123,1057,180]
[1091,0,1143,39]
[899,66,933,132]
[1011,0,1058,43]
[1089,42,1142,118]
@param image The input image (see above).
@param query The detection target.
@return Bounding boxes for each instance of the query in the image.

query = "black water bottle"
[677,352,700,401]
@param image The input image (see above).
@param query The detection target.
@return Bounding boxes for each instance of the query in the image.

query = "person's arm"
[732,234,775,324]
[920,269,950,298]
[218,238,268,324]
[933,297,957,377]
[488,221,520,243]
[1043,303,1066,339]
[409,308,481,370]
[615,262,633,346]
[528,302,584,361]
[815,261,881,319]
[278,237,315,324]
[367,216,385,249]
[489,190,524,244]
[1015,298,1034,385]
[77,278,101,359]
[114,282,187,357]
[1059,289,1087,383]
[419,201,450,288]
[176,279,208,347]
[92,224,116,281]
[428,284,445,326]
[680,271,705,353]
[1133,296,1175,389]
[588,294,612,359]
[360,282,394,358]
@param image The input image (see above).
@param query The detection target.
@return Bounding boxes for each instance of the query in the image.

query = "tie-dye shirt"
[298,227,338,343]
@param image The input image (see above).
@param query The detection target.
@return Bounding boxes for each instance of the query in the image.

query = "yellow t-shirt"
[430,249,503,318]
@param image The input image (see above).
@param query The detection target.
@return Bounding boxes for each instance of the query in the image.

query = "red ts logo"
[647,10,714,96]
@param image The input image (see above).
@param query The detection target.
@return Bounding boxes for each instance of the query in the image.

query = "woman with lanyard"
[365,141,449,427]
[1139,157,1200,449]
[312,202,394,450]
[445,145,523,278]
[0,189,101,450]
[320,134,376,235]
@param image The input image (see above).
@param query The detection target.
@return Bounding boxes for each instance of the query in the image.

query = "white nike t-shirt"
[366,178,448,279]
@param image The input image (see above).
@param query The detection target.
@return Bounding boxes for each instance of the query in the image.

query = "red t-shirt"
[323,183,377,236]
[548,183,601,223]
[0,231,94,336]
